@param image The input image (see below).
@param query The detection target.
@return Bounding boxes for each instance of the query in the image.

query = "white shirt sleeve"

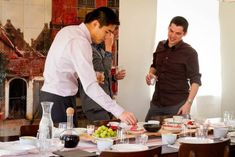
[68,38,125,118]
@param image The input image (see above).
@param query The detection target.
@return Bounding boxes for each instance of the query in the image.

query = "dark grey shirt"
[79,44,113,112]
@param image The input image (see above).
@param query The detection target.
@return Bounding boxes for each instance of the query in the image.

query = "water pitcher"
[38,101,54,152]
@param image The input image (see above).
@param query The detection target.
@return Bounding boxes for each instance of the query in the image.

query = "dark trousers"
[40,91,78,127]
[84,109,112,121]
[145,101,185,122]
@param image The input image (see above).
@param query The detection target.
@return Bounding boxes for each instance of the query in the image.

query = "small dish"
[161,133,177,145]
[19,136,37,146]
[97,138,114,151]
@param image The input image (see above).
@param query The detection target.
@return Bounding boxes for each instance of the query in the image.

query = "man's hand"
[96,71,105,84]
[177,102,191,115]
[119,111,137,125]
[104,33,114,52]
[115,70,126,80]
[146,73,157,85]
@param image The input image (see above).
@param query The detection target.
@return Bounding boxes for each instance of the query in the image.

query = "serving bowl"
[143,123,161,132]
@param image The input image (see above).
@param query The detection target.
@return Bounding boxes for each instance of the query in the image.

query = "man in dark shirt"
[145,16,201,121]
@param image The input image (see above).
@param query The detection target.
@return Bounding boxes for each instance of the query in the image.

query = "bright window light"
[155,0,221,97]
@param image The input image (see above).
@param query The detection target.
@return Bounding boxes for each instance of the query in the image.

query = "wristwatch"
[187,99,193,105]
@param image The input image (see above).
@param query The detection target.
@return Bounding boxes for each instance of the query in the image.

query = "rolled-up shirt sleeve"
[187,51,202,86]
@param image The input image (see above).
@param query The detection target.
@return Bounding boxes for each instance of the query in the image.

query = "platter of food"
[126,125,145,134]
[184,120,197,129]
[80,125,117,142]
[162,123,182,133]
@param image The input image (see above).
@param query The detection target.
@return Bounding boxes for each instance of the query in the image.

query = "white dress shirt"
[41,23,124,118]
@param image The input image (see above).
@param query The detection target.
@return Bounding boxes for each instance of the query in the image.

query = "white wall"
[118,0,158,121]
[220,2,235,114]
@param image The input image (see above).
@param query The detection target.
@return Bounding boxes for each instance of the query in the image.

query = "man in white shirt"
[40,7,137,126]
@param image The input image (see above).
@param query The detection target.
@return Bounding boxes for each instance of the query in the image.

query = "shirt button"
[165,57,168,60]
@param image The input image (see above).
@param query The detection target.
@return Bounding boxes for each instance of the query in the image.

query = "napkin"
[0,141,37,156]
[53,149,96,157]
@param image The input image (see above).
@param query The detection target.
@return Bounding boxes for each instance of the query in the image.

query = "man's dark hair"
[84,7,120,27]
[169,16,188,32]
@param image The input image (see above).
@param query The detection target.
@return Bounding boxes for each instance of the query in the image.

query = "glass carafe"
[60,107,79,148]
[38,101,54,152]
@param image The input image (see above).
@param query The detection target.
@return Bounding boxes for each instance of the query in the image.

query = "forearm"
[186,83,200,105]
[177,83,200,114]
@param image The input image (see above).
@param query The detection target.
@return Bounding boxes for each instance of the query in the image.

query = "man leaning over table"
[145,16,201,121]
[40,7,137,126]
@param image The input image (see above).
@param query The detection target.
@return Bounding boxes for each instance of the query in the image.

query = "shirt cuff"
[105,51,112,58]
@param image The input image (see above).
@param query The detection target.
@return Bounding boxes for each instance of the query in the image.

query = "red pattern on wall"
[51,0,79,39]
[96,0,108,8]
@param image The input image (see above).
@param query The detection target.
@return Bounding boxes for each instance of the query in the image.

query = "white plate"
[230,137,235,143]
[228,131,235,137]
[210,122,226,128]
[177,137,214,144]
[227,131,235,143]
[74,127,87,135]
[111,144,148,152]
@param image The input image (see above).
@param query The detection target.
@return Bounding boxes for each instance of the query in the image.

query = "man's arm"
[146,67,157,85]
[177,83,200,114]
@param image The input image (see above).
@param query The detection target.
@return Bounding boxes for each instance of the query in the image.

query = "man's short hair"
[169,16,188,32]
[84,7,120,27]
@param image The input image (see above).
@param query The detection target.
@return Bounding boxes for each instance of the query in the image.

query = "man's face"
[91,21,116,44]
[167,23,186,47]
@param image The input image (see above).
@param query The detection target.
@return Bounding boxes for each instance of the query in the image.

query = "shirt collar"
[80,23,92,44]
[164,40,184,50]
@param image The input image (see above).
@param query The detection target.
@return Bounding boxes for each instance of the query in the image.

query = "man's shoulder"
[180,42,197,54]
[58,24,86,39]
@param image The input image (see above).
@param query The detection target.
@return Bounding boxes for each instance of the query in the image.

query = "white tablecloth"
[0,137,165,156]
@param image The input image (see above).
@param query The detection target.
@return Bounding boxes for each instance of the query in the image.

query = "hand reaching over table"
[119,111,137,125]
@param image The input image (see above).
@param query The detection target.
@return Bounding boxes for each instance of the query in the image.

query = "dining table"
[1,117,235,157]
[0,134,178,157]
[1,134,235,157]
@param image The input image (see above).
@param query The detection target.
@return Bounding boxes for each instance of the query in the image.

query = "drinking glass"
[116,65,125,73]
[149,74,157,85]
[116,128,129,144]
[135,134,148,145]
[223,111,234,127]
[87,125,95,135]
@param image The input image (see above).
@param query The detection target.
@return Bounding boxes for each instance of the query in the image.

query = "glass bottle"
[60,107,79,148]
[38,101,54,152]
